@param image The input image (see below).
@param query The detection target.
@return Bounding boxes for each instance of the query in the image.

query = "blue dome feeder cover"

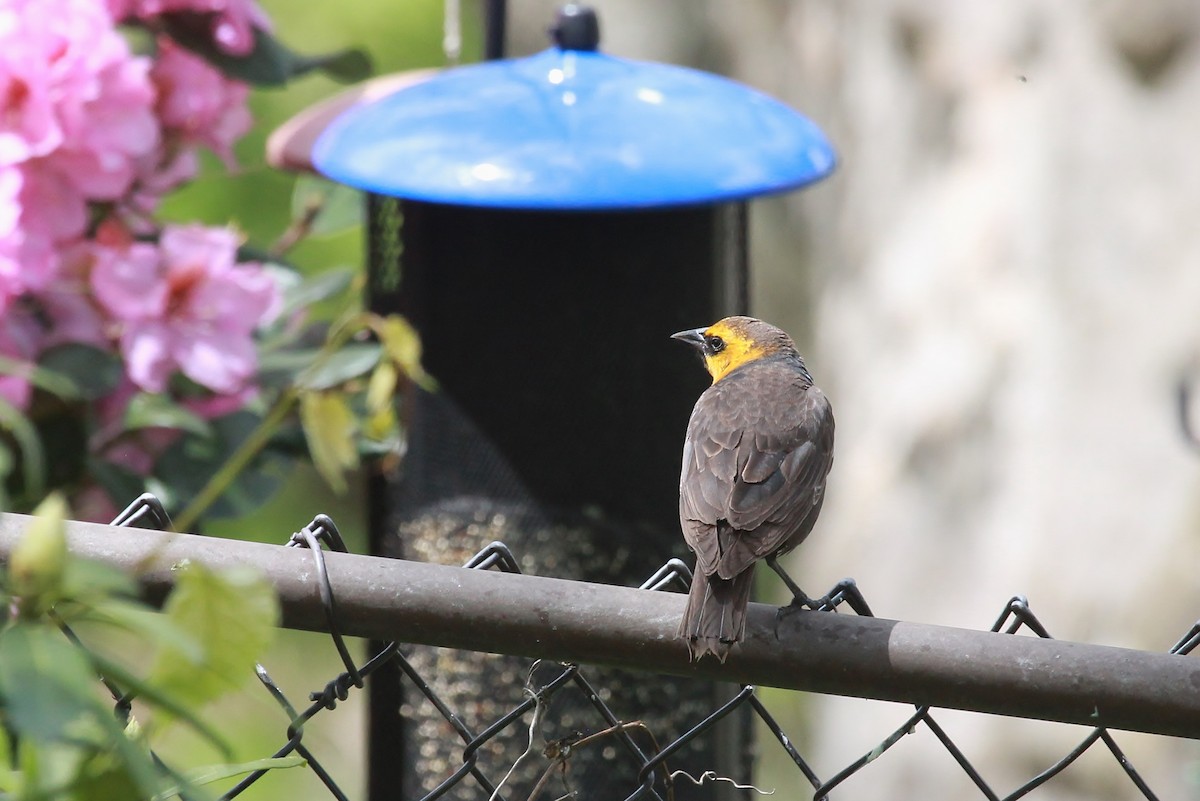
[312,8,836,210]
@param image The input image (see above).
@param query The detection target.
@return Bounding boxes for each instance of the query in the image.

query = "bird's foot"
[766,556,818,609]
[773,597,814,640]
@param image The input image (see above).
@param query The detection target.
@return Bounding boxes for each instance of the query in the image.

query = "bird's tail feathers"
[677,569,754,662]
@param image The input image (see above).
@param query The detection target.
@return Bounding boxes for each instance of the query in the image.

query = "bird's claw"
[773,598,811,639]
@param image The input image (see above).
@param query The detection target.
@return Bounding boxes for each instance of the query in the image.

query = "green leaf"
[60,558,138,608]
[87,458,148,517]
[291,176,365,238]
[299,391,359,494]
[365,361,398,414]
[0,444,10,511]
[155,756,306,798]
[377,315,424,376]
[358,423,401,455]
[88,651,233,759]
[0,624,104,742]
[65,745,148,801]
[38,344,123,401]
[0,730,13,792]
[0,353,79,399]
[152,411,285,520]
[295,342,382,390]
[276,267,357,321]
[123,392,212,437]
[146,563,278,708]
[163,17,371,86]
[0,395,45,502]
[76,598,202,663]
[257,347,321,385]
[310,47,374,82]
[375,314,434,389]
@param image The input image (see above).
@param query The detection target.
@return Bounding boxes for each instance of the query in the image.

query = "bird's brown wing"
[680,364,834,581]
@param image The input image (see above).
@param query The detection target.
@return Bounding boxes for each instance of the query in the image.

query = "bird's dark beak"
[671,327,708,350]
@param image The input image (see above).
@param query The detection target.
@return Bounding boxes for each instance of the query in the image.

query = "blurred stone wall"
[511,1,1200,798]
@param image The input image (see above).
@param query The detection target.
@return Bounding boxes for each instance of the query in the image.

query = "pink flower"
[52,53,159,200]
[0,12,59,166]
[0,165,67,313]
[0,166,26,311]
[0,0,159,300]
[0,301,44,411]
[1,0,158,196]
[184,383,258,419]
[18,163,88,250]
[70,483,121,524]
[34,241,109,350]
[108,0,272,56]
[151,40,252,168]
[205,0,271,56]
[91,224,280,395]
[128,148,199,218]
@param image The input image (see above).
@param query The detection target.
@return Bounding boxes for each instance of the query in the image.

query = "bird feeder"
[303,4,833,535]
[270,5,835,798]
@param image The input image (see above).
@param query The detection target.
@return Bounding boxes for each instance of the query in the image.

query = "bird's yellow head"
[671,316,799,383]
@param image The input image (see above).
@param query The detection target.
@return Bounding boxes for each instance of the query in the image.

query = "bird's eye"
[706,335,725,353]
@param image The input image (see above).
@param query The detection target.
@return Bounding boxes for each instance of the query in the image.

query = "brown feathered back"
[676,319,834,661]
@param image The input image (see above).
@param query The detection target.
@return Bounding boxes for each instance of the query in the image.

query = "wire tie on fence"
[304,514,350,553]
[289,516,362,687]
[309,667,370,708]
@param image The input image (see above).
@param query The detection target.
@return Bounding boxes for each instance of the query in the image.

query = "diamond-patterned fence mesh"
[2,493,1197,801]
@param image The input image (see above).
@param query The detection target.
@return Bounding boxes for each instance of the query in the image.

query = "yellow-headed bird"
[672,316,834,661]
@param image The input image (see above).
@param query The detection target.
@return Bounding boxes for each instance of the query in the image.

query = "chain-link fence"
[1,495,1197,800]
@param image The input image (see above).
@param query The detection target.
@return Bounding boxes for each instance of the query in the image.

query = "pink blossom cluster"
[92,224,280,396]
[108,0,272,57]
[0,0,277,415]
[0,0,158,305]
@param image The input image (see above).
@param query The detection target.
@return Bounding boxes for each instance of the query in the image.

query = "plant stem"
[171,310,383,531]
[172,387,298,533]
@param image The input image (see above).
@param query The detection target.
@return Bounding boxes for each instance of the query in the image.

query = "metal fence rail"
[0,505,1196,800]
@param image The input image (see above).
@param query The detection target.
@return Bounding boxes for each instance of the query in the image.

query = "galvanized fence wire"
[47,494,1200,800]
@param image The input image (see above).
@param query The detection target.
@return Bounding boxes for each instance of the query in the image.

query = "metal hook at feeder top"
[312,5,836,210]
